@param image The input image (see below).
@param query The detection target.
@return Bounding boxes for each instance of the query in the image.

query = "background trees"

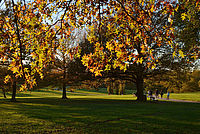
[173,0,200,66]
[181,70,200,92]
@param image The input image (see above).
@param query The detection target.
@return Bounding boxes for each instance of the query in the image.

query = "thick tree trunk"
[136,72,146,102]
[11,78,17,102]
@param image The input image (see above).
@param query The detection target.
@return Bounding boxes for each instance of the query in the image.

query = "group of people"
[147,89,170,99]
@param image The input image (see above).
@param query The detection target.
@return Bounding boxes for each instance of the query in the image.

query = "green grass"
[164,92,200,102]
[77,88,134,95]
[0,88,200,134]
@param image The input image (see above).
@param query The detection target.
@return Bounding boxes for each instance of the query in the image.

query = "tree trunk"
[2,88,7,98]
[136,72,146,102]
[62,67,67,99]
[119,82,123,95]
[62,82,67,99]
[122,82,125,95]
[11,77,17,102]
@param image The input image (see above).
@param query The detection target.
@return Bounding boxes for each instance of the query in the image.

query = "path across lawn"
[147,95,200,103]
[158,97,200,103]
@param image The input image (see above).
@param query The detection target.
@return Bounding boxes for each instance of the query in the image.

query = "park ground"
[0,88,200,134]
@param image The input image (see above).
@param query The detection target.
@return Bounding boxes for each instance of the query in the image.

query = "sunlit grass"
[162,92,200,102]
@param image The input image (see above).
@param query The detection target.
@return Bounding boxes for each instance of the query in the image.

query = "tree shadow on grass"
[1,98,200,134]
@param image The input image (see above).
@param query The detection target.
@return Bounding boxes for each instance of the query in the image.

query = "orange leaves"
[94,70,103,77]
[5,17,10,22]
[22,5,26,11]
[36,0,41,4]
[10,67,19,74]
[150,5,155,13]
[79,0,179,76]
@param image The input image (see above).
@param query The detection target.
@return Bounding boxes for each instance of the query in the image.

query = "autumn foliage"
[0,0,199,101]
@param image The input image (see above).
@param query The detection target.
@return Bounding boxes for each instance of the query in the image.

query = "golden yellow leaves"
[138,0,145,6]
[173,51,176,58]
[4,75,11,84]
[106,42,114,51]
[178,50,185,58]
[171,50,185,58]
[105,64,111,71]
[137,57,143,64]
[191,55,198,60]
[10,67,19,74]
[151,64,156,70]
[20,84,27,91]
[94,70,103,77]
[81,54,90,67]
[120,63,127,72]
[181,13,187,20]
[150,5,155,13]
[0,0,58,91]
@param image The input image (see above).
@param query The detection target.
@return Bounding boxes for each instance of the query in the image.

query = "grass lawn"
[0,88,200,134]
[164,92,200,102]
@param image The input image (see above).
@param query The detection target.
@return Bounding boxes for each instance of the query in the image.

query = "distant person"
[160,90,164,98]
[167,91,170,100]
[147,90,150,97]
[155,89,159,98]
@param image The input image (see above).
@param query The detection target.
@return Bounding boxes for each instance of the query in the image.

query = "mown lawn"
[164,92,200,102]
[0,89,200,134]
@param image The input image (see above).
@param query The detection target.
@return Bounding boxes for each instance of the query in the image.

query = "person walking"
[155,89,159,98]
[167,91,170,100]
[160,90,164,98]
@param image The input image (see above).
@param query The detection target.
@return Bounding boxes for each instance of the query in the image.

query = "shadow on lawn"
[1,98,200,134]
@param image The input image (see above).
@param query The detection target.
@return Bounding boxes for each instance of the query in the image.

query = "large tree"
[80,0,179,101]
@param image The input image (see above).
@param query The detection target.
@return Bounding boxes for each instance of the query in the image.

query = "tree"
[0,0,57,101]
[53,26,83,99]
[81,0,179,101]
